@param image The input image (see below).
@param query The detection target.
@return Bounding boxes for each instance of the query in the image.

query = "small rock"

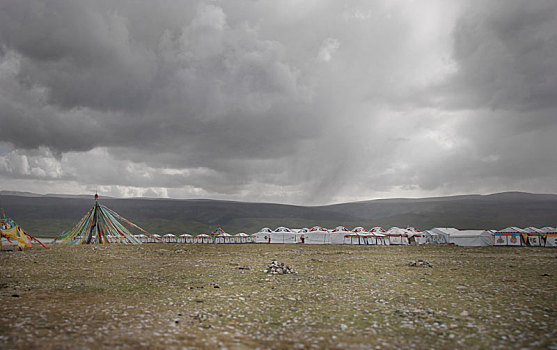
[264,260,296,275]
[408,259,433,268]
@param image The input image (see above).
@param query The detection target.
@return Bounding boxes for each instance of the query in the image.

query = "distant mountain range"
[1,191,556,237]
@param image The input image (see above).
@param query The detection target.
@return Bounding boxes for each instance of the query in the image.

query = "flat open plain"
[1,244,556,349]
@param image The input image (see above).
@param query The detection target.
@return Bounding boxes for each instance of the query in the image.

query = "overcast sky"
[1,0,556,205]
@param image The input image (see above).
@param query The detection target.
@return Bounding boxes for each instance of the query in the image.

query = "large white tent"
[330,226,350,245]
[369,227,389,245]
[427,228,459,244]
[385,227,409,245]
[305,227,331,244]
[406,227,427,245]
[448,230,494,246]
[253,228,273,243]
[270,227,297,244]
[292,228,308,244]
[344,227,366,245]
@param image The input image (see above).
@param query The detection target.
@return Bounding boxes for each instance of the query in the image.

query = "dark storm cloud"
[434,0,557,111]
[0,0,315,156]
[1,0,557,204]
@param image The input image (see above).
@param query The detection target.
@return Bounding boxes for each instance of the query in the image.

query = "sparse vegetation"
[1,244,556,349]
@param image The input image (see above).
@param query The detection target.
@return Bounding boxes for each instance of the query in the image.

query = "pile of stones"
[264,260,297,275]
[408,259,433,268]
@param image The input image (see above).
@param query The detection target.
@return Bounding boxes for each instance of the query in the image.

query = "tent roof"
[497,226,525,233]
[274,227,292,232]
[430,228,460,235]
[449,230,490,237]
[385,227,408,235]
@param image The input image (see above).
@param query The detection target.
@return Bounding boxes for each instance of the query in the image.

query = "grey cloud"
[435,0,557,111]
[1,0,557,204]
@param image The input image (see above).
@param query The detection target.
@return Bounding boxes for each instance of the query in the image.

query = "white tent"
[427,228,459,244]
[222,232,233,244]
[291,228,308,244]
[522,227,544,247]
[363,231,377,245]
[305,227,331,244]
[253,228,273,243]
[344,227,366,245]
[329,226,349,244]
[270,227,297,244]
[162,234,177,243]
[385,227,409,245]
[406,227,427,245]
[213,232,232,244]
[235,232,250,243]
[356,227,379,245]
[150,234,162,243]
[448,230,493,246]
[196,233,211,244]
[494,227,524,246]
[369,227,389,245]
[180,234,192,243]
[540,227,557,247]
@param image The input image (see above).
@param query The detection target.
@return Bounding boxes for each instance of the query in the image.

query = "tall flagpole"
[86,193,99,244]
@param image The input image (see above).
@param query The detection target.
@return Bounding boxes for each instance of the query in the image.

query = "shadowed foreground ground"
[1,244,556,349]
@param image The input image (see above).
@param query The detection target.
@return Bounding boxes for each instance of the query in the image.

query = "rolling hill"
[1,191,556,237]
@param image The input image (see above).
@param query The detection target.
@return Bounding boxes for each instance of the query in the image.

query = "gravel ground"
[1,244,556,349]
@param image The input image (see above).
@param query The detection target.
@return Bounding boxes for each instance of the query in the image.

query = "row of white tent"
[134,226,557,247]
[134,232,253,244]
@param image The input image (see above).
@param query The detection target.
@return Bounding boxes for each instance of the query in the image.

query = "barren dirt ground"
[1,244,556,349]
